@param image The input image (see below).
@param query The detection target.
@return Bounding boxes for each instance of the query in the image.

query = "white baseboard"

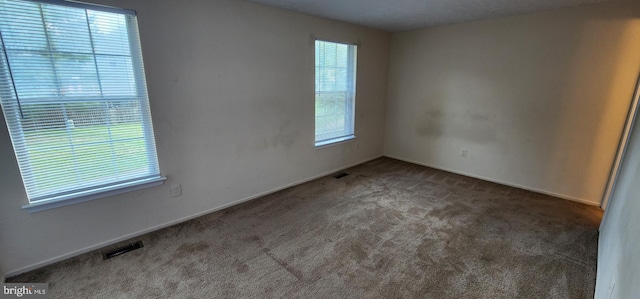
[4,155,383,278]
[384,154,601,207]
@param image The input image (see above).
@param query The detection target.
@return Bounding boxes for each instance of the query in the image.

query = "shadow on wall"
[546,17,640,201]
[409,9,640,202]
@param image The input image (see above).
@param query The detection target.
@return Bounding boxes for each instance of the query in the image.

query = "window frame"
[314,38,358,147]
[0,0,165,212]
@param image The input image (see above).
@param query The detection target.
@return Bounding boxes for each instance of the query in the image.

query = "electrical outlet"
[460,149,468,157]
[170,184,182,197]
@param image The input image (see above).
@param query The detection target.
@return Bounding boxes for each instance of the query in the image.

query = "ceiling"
[245,0,611,32]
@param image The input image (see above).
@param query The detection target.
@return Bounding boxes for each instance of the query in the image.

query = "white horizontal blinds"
[0,0,160,202]
[314,40,356,144]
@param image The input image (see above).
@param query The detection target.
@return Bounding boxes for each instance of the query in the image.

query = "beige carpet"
[8,157,602,298]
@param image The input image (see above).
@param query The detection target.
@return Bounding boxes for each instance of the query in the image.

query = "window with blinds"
[0,0,163,210]
[314,40,357,146]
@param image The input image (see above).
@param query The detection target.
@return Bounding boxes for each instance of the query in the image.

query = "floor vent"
[333,172,349,179]
[103,241,143,260]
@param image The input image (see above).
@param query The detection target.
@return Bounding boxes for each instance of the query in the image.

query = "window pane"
[96,55,136,97]
[55,53,101,97]
[0,0,47,51]
[314,40,356,144]
[42,4,92,53]
[88,10,131,55]
[19,100,150,198]
[7,51,57,99]
[336,44,348,67]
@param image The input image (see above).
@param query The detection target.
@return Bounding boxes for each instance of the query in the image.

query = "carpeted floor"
[8,157,602,298]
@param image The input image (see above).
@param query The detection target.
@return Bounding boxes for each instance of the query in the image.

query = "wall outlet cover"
[170,184,182,197]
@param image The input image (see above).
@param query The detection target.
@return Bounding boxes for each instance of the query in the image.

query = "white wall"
[0,0,390,277]
[384,1,640,205]
[596,85,640,298]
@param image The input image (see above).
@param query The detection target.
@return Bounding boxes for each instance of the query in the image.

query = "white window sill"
[22,176,167,213]
[315,135,356,148]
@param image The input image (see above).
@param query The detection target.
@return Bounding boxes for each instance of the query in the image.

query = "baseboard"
[4,154,384,278]
[384,155,601,207]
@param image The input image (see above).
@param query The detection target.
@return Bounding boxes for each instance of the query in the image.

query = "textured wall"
[0,0,390,277]
[384,1,640,205]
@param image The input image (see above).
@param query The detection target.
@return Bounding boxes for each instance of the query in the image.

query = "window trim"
[313,38,358,147]
[314,135,356,148]
[22,176,166,213]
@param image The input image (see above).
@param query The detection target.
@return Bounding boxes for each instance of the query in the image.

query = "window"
[0,0,163,211]
[315,40,357,146]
